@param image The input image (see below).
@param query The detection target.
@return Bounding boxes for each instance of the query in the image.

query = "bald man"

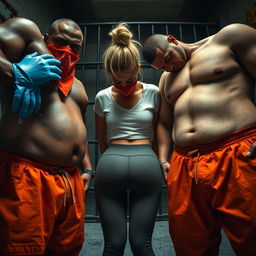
[0,18,93,255]
[143,24,256,256]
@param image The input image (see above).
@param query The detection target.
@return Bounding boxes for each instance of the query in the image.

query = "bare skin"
[96,66,157,153]
[0,18,92,189]
[150,24,256,179]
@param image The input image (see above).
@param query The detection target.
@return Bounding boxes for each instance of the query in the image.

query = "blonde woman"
[94,23,162,256]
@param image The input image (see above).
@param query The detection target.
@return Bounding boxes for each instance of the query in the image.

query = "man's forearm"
[0,52,13,81]
[81,140,93,170]
[157,123,172,162]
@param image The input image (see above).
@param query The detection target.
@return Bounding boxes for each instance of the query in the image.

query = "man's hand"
[12,52,61,86]
[160,161,170,182]
[11,52,62,119]
[246,142,256,158]
[82,173,93,192]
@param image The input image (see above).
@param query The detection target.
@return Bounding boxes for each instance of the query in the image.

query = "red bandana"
[47,42,79,96]
[113,81,137,98]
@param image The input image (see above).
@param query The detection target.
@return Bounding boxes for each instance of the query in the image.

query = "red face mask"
[47,42,80,96]
[114,81,137,98]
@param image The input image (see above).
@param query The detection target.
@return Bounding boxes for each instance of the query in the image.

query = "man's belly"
[172,114,256,147]
[0,108,87,167]
[171,88,256,147]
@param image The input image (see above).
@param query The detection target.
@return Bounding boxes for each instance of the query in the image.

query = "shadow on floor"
[80,221,235,256]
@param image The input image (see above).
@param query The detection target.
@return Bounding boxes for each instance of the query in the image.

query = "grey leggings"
[95,145,162,256]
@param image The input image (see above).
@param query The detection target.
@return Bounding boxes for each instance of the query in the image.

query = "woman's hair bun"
[109,23,133,46]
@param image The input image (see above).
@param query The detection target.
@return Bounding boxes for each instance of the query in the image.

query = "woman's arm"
[95,113,108,153]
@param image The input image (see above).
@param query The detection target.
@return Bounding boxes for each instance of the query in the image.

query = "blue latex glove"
[12,86,41,119]
[11,52,61,119]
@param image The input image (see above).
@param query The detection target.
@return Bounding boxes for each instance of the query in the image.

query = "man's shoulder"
[1,17,42,40]
[73,77,84,88]
[213,23,256,45]
[70,77,88,102]
[159,71,171,86]
[72,77,87,94]
[220,23,251,32]
[1,17,35,30]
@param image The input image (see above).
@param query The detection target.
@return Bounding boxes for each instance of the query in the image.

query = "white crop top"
[94,82,160,142]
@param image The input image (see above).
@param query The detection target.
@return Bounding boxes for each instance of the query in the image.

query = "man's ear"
[167,35,178,45]
[43,33,49,44]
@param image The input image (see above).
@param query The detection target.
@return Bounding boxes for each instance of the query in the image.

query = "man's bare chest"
[165,45,240,104]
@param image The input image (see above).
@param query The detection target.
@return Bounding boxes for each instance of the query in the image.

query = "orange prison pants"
[0,152,85,256]
[167,125,256,256]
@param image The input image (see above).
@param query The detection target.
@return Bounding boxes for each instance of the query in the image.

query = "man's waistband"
[175,124,256,155]
[0,151,77,173]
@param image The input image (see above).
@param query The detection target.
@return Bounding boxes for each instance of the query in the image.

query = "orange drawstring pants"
[0,151,85,255]
[167,125,256,256]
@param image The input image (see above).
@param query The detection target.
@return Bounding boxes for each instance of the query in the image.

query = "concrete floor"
[80,221,235,256]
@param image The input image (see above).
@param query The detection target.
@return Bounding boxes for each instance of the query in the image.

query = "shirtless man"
[143,24,256,256]
[0,18,93,255]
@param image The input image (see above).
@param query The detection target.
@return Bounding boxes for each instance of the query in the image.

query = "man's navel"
[213,67,224,75]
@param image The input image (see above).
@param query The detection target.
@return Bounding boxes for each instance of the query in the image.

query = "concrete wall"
[2,0,255,31]
[214,0,256,27]
[0,0,65,33]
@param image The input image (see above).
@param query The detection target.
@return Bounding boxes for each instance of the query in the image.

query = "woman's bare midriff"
[110,138,151,145]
